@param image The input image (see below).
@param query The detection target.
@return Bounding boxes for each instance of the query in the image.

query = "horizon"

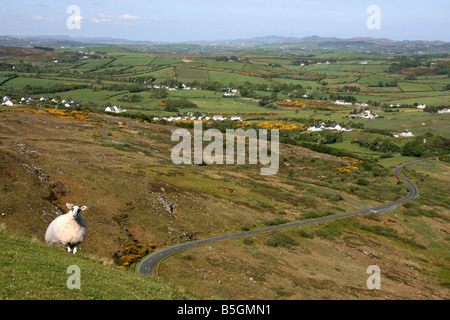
[2,34,449,45]
[2,0,449,43]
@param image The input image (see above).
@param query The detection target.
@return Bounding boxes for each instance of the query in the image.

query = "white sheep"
[45,203,88,254]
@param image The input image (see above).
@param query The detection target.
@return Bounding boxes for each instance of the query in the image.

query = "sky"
[2,0,449,42]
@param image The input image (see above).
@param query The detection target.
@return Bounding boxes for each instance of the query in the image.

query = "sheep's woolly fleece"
[45,203,87,254]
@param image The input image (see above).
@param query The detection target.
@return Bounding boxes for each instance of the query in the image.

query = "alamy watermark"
[171,121,279,175]
[366,265,381,290]
[366,5,381,30]
[66,265,81,289]
[66,5,82,30]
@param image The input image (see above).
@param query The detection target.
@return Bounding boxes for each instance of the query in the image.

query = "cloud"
[32,16,57,22]
[91,13,111,24]
[118,14,139,20]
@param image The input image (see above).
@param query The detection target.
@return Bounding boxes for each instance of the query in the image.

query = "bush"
[263,218,289,226]
[266,231,297,248]
[356,178,369,186]
[297,229,314,239]
[315,225,342,240]
[358,224,398,238]
[165,98,198,110]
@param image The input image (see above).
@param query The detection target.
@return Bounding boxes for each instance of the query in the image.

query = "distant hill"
[0,34,448,53]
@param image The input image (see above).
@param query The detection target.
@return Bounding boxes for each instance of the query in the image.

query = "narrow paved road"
[100,123,437,276]
[137,156,438,276]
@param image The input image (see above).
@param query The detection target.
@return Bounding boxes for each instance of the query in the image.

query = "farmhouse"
[20,97,34,104]
[400,130,414,137]
[417,104,426,109]
[437,108,450,114]
[326,123,342,131]
[349,109,378,120]
[307,125,324,132]
[65,101,83,108]
[2,97,13,106]
[230,116,243,121]
[212,115,226,121]
[105,105,124,113]
[335,100,352,105]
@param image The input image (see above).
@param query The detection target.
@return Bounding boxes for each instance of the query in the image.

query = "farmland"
[0,44,449,300]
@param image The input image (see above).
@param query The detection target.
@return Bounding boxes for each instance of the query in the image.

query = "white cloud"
[91,13,111,24]
[32,16,57,22]
[119,14,139,20]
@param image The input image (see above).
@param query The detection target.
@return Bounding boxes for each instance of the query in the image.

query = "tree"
[401,140,426,157]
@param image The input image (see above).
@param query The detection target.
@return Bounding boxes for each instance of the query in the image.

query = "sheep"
[45,203,88,254]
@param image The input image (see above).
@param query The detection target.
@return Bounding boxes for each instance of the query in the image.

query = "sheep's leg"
[73,246,77,254]
[67,246,72,253]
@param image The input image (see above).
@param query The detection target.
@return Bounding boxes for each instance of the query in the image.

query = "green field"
[0,45,448,155]
[0,231,196,299]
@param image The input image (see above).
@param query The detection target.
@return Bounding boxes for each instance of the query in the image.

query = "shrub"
[315,225,342,240]
[358,224,398,238]
[297,229,314,239]
[116,243,149,268]
[266,231,297,248]
[364,212,381,221]
[263,218,289,226]
[356,178,369,186]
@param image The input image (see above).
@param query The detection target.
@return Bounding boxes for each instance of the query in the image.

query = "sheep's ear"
[66,203,73,210]
[80,206,87,211]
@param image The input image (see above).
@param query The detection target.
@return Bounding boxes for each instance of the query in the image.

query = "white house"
[363,109,378,119]
[105,105,124,113]
[2,99,13,106]
[417,104,426,109]
[65,101,83,108]
[307,125,324,132]
[230,116,243,121]
[335,100,352,105]
[438,108,450,114]
[400,130,414,137]
[212,115,225,121]
[327,123,342,131]
[349,109,378,120]
[40,97,49,102]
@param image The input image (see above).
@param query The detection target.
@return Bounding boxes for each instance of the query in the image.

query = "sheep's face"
[66,203,87,219]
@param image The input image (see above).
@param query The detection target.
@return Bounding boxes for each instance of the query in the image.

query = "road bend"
[138,157,438,276]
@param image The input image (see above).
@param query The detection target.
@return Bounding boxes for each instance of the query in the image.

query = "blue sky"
[2,0,449,42]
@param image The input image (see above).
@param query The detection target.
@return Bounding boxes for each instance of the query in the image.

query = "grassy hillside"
[0,106,448,300]
[159,159,450,299]
[0,44,448,299]
[0,231,197,299]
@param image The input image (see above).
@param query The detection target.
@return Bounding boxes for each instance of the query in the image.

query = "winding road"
[137,157,438,276]
[100,124,437,276]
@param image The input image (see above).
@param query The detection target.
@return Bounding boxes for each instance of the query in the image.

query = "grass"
[175,67,209,83]
[363,111,450,138]
[0,231,197,300]
[209,71,273,85]
[4,77,81,89]
[0,45,449,300]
